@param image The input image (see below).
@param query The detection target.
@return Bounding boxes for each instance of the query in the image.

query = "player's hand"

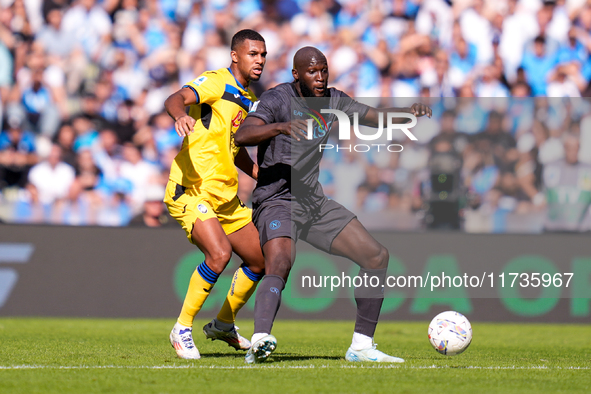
[253,164,259,181]
[174,115,196,137]
[278,120,308,141]
[410,103,432,118]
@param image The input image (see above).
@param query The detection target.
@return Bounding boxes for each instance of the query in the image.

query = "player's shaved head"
[293,46,327,70]
[292,47,329,98]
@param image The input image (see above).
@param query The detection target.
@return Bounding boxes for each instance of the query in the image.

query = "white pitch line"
[0,365,588,371]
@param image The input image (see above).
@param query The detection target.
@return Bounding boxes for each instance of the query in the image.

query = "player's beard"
[299,81,315,98]
[299,81,328,98]
[300,81,329,111]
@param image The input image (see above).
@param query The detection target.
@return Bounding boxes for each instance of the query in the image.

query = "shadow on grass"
[199,352,249,359]
[198,352,343,362]
[271,354,342,362]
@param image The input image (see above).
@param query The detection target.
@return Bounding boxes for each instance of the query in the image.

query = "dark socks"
[354,267,387,337]
[254,275,286,334]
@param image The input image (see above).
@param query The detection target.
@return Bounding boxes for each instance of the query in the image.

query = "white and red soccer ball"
[428,311,472,356]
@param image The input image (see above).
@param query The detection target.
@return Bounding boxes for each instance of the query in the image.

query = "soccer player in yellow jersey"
[163,29,267,359]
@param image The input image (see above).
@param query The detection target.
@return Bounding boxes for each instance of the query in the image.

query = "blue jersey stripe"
[183,85,200,103]
[227,67,247,91]
[224,84,253,109]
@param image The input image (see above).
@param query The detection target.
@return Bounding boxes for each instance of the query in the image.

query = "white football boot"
[170,322,200,359]
[203,319,251,350]
[244,334,277,364]
[345,344,404,363]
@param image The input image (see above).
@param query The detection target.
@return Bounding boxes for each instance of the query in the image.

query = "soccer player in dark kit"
[235,46,431,363]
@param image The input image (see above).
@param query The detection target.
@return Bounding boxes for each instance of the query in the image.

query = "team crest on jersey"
[232,111,244,128]
[197,204,208,214]
[193,76,208,86]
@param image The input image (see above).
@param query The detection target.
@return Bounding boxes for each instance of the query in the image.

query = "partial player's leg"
[170,213,234,359]
[181,215,234,322]
[329,218,403,363]
[244,237,293,364]
[255,236,294,332]
[203,221,265,350]
[164,182,242,358]
[245,201,296,363]
[223,221,266,323]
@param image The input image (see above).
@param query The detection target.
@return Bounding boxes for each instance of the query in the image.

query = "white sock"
[351,332,373,351]
[251,332,269,344]
[174,322,192,331]
[213,318,234,332]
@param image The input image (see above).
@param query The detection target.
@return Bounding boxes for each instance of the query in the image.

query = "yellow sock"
[216,267,259,324]
[177,268,215,327]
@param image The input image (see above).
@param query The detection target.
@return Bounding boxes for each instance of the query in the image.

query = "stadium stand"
[1,0,591,232]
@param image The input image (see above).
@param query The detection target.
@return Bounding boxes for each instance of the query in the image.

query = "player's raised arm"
[234,116,308,146]
[164,87,198,137]
[360,103,432,128]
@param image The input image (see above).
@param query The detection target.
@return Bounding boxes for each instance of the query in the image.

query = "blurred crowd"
[321,97,591,232]
[1,0,591,231]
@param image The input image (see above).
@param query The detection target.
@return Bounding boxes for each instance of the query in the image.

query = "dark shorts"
[252,197,356,253]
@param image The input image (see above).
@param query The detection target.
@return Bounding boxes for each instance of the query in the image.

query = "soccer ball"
[427,311,472,356]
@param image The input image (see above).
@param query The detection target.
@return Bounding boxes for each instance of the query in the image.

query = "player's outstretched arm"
[235,116,308,146]
[234,147,258,180]
[164,87,198,137]
[361,103,432,127]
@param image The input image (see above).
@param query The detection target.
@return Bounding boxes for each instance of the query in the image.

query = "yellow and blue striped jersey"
[168,68,257,208]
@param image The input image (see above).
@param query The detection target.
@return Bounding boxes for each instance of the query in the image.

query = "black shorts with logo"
[252,197,356,253]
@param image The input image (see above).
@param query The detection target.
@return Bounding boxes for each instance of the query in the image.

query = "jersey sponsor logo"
[193,76,208,85]
[303,108,330,139]
[293,109,331,139]
[198,204,208,214]
[269,220,281,230]
[232,111,244,128]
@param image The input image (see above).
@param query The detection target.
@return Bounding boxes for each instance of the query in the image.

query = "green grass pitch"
[0,318,589,393]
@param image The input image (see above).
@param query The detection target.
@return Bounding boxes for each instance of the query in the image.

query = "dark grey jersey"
[247,82,369,207]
